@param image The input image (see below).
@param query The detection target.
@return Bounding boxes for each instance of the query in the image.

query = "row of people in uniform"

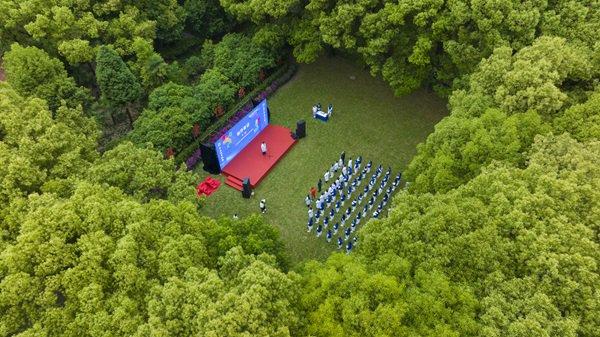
[308,169,399,237]
[307,165,402,254]
[308,164,400,228]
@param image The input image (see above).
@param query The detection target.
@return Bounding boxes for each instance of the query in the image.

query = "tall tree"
[95,46,142,127]
[360,134,600,337]
[3,43,90,113]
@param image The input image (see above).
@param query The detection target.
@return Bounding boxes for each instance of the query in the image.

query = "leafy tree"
[406,37,598,193]
[299,253,479,337]
[3,43,90,112]
[554,90,600,141]
[0,0,156,65]
[95,46,142,127]
[130,106,194,152]
[220,0,600,95]
[184,0,233,40]
[201,33,275,88]
[136,0,187,43]
[0,84,98,217]
[129,38,185,91]
[86,142,199,204]
[130,82,212,151]
[205,215,288,269]
[195,68,236,113]
[360,134,600,337]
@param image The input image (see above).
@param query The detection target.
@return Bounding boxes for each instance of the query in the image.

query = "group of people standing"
[304,151,402,254]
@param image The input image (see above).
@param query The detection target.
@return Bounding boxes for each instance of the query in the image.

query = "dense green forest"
[0,0,599,336]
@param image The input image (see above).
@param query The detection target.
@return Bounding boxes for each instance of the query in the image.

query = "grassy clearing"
[196,56,448,266]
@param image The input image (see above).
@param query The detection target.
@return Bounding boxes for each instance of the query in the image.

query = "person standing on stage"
[260,142,267,155]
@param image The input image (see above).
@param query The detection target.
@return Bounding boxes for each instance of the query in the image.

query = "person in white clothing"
[324,171,330,183]
[260,142,267,155]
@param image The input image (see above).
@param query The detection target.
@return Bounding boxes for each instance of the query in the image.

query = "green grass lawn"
[196,56,448,265]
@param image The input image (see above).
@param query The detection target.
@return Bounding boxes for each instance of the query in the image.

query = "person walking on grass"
[259,199,266,213]
[310,186,317,199]
[317,179,322,192]
[260,142,267,155]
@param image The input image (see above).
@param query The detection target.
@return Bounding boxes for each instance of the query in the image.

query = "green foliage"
[220,0,600,95]
[3,43,90,112]
[86,142,199,204]
[195,68,236,111]
[0,183,199,336]
[554,90,600,141]
[130,106,194,152]
[299,253,479,337]
[95,46,142,107]
[184,0,233,40]
[406,37,598,193]
[129,81,214,152]
[136,0,187,43]
[205,215,288,269]
[129,38,185,91]
[360,134,600,337]
[0,84,98,217]
[202,33,276,88]
[138,247,299,337]
[0,0,156,65]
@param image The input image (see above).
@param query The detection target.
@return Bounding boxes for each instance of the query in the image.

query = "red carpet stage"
[222,125,297,190]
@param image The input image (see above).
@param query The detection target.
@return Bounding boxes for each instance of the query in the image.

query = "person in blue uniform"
[366,161,372,172]
[344,227,351,240]
[340,193,346,206]
[368,196,375,210]
[351,220,357,233]
[329,208,335,221]
[358,192,364,202]
[316,224,323,237]
[308,207,314,220]
[333,222,339,235]
[337,237,344,249]
[378,202,384,212]
[362,204,368,217]
[323,216,329,228]
[346,241,353,254]
[351,199,357,211]
[335,200,341,212]
[307,218,314,231]
[315,209,321,222]
[341,213,347,226]
[383,193,389,203]
[326,194,332,207]
[326,229,332,242]
[346,207,352,217]
[373,210,380,219]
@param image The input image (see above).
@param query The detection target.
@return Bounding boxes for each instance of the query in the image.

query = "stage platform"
[222,125,297,191]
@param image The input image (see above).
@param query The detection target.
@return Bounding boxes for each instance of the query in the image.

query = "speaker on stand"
[296,120,306,138]
[242,178,252,198]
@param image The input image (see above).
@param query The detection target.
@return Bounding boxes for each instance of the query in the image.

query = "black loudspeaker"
[242,178,252,198]
[296,120,306,138]
[200,142,221,174]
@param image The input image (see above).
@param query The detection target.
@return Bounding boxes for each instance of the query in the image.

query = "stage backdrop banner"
[215,99,269,168]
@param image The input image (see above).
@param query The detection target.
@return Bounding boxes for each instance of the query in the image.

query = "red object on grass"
[196,177,221,197]
[221,125,297,191]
